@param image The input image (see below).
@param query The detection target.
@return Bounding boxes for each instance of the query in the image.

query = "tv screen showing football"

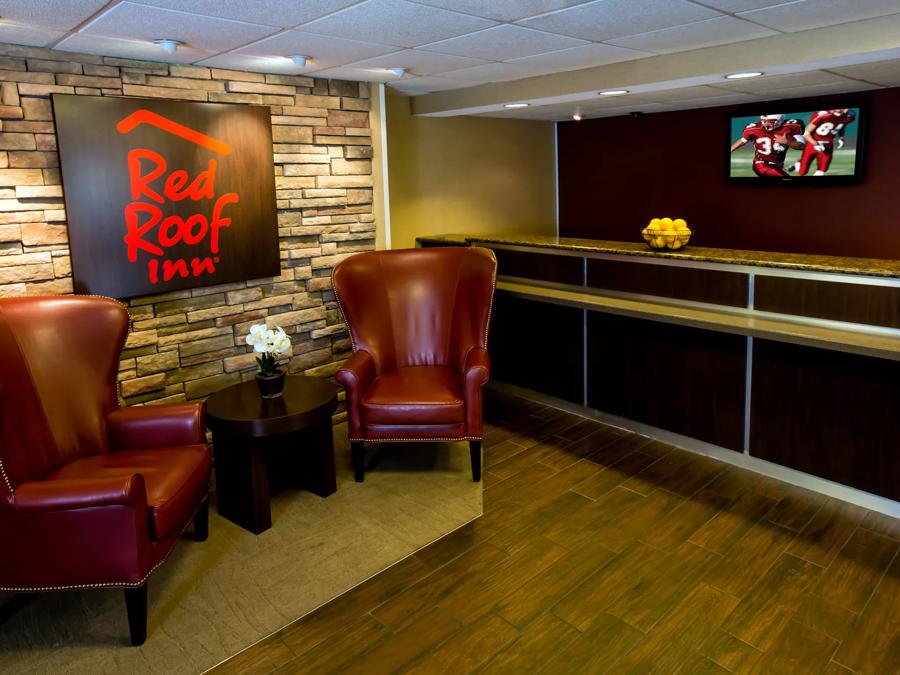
[728,106,864,183]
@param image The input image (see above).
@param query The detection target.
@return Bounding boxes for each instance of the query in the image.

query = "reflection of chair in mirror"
[333,247,497,482]
[0,296,212,646]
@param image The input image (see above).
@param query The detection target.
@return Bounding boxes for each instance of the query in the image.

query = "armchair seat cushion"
[45,445,211,539]
[361,366,465,426]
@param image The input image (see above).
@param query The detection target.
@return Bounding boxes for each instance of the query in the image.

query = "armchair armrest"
[336,350,376,394]
[463,346,491,387]
[12,474,147,513]
[107,402,206,451]
[463,347,491,438]
[336,350,376,439]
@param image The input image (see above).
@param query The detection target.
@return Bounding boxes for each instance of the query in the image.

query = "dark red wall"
[557,87,900,259]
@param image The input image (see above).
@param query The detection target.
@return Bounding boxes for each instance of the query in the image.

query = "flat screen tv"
[728,105,864,184]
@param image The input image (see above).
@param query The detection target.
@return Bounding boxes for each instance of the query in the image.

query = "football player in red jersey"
[789,108,856,176]
[731,114,805,177]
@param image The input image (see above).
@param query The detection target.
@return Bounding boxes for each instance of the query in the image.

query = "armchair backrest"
[333,247,497,373]
[0,296,128,495]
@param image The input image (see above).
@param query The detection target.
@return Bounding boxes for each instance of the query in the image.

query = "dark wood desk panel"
[490,293,584,404]
[587,258,748,307]
[587,312,746,451]
[492,248,584,286]
[750,339,900,501]
[755,276,900,329]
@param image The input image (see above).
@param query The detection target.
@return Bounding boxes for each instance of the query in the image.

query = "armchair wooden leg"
[352,441,365,483]
[124,584,148,646]
[469,440,482,482]
[193,495,209,542]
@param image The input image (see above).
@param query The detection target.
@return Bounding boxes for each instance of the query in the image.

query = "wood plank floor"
[209,390,900,675]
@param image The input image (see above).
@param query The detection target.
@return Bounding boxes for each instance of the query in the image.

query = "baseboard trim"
[488,381,900,519]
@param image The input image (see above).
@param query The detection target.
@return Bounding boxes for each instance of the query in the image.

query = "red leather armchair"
[0,296,212,646]
[333,247,497,482]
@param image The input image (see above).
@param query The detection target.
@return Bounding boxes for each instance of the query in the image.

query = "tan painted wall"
[385,91,556,249]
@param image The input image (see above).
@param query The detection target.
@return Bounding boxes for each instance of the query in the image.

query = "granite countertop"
[417,233,900,279]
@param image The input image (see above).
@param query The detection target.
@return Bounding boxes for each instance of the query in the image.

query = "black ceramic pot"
[255,370,286,398]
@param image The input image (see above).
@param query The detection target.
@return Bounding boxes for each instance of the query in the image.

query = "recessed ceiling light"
[504,103,529,108]
[725,71,763,79]
[290,55,311,68]
[599,89,629,96]
[153,39,182,55]
[573,112,582,121]
[387,67,408,78]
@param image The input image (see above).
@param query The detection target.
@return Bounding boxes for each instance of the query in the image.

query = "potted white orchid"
[246,323,291,398]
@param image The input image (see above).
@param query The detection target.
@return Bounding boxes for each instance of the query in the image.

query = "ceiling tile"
[640,84,745,101]
[830,58,900,86]
[737,0,900,32]
[297,0,496,48]
[658,92,757,108]
[135,0,364,28]
[607,15,776,54]
[696,0,796,11]
[407,0,594,22]
[507,43,650,75]
[420,24,588,61]
[347,49,489,76]
[0,22,65,47]
[440,61,537,85]
[749,80,881,100]
[387,75,462,93]
[56,33,213,63]
[518,0,721,42]
[78,2,279,52]
[581,93,662,107]
[716,69,856,93]
[305,65,401,81]
[0,0,109,31]
[234,30,399,70]
[195,52,317,74]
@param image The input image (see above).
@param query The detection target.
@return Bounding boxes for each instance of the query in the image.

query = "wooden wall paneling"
[586,312,746,451]
[490,293,584,404]
[749,339,900,500]
[492,248,584,286]
[587,258,748,307]
[754,276,900,329]
[557,87,900,259]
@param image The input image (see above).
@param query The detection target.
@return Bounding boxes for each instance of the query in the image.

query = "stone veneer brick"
[0,42,375,411]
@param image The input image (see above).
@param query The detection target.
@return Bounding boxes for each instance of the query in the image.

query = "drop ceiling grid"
[0,0,797,83]
[0,0,896,117]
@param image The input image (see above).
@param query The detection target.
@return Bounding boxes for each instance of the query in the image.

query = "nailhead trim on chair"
[0,460,12,495]
[0,493,207,593]
[351,437,482,442]
[331,265,356,353]
[0,555,167,593]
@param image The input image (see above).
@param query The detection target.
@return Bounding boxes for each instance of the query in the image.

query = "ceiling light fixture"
[599,89,628,96]
[573,112,582,121]
[154,39,182,55]
[504,103,529,108]
[290,55,311,68]
[387,67,408,78]
[725,71,763,79]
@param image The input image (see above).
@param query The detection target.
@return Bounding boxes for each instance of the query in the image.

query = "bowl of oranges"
[641,218,692,251]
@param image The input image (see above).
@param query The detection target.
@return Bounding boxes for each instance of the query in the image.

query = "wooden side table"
[206,376,338,534]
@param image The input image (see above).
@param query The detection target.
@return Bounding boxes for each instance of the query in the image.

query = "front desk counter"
[418,234,900,516]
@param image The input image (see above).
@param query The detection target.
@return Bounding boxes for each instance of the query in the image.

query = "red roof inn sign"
[53,95,280,299]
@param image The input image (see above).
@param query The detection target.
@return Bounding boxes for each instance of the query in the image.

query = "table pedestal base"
[213,421,336,534]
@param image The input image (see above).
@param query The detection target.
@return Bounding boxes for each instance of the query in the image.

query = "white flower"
[246,323,291,356]
[245,323,267,348]
[273,335,291,354]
